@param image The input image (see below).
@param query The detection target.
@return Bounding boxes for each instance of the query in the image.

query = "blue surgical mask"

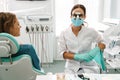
[71,17,84,27]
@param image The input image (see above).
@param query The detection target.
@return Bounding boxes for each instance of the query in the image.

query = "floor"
[41,60,120,74]
[42,60,66,74]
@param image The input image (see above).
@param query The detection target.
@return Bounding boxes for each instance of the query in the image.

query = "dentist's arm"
[63,47,100,62]
[63,43,106,62]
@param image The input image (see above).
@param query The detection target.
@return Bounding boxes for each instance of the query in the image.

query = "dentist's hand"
[98,42,106,51]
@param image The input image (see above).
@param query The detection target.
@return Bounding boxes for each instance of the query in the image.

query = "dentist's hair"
[71,4,86,16]
[0,12,16,33]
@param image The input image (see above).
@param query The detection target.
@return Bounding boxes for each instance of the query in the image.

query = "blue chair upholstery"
[0,33,45,80]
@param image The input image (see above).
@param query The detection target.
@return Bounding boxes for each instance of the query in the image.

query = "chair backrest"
[0,33,45,80]
[0,33,20,57]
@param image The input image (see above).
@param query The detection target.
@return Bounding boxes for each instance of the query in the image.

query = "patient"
[0,12,41,70]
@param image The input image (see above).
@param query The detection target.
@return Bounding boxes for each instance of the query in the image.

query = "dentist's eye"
[72,13,84,18]
[79,14,84,17]
[72,14,77,17]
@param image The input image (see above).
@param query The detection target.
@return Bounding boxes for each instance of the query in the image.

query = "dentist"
[59,4,106,74]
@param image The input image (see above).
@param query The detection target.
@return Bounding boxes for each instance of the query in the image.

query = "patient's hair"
[0,12,16,33]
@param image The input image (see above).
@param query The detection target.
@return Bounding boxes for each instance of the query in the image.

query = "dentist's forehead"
[72,8,84,14]
[74,12,81,14]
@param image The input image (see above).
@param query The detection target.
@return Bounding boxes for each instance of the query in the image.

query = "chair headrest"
[0,33,20,57]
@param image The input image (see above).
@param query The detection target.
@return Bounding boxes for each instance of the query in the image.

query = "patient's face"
[10,17,21,37]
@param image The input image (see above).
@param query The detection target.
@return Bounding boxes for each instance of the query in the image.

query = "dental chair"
[0,33,45,80]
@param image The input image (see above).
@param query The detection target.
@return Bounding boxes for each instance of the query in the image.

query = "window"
[105,0,120,19]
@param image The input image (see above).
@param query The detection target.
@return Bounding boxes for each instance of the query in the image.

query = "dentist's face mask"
[71,13,84,27]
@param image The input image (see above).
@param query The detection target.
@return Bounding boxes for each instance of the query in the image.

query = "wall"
[6,0,56,63]
[1,0,112,61]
